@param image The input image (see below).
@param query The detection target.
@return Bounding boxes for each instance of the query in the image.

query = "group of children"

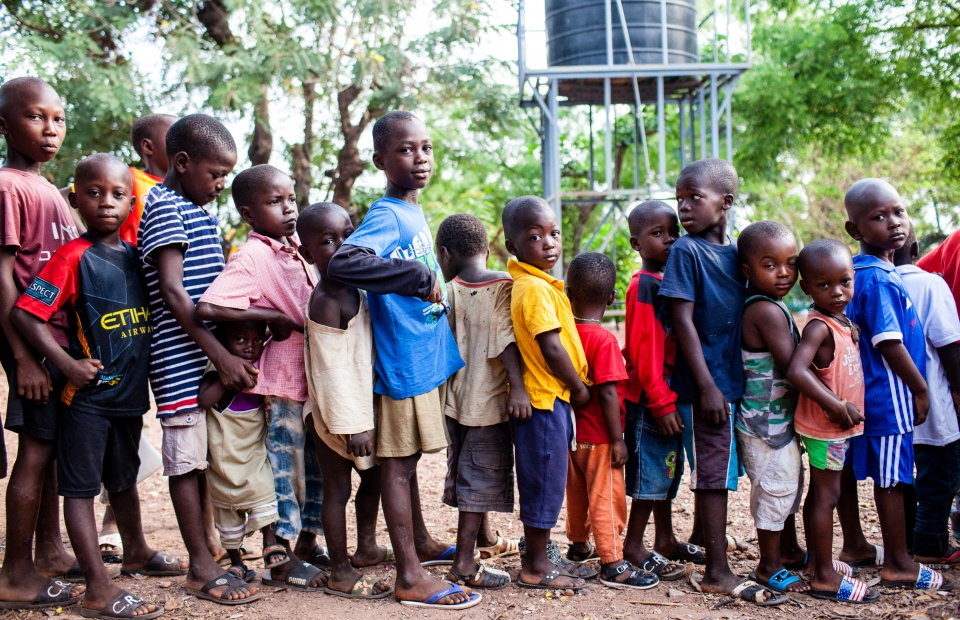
[0,75,958,617]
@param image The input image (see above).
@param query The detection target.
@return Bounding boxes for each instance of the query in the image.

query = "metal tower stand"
[518,0,751,276]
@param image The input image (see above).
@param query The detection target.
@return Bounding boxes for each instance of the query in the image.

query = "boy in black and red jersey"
[12,153,184,620]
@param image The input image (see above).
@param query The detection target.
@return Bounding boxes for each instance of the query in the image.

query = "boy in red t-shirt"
[564,252,659,590]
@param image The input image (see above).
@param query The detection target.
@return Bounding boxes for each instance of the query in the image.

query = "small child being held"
[787,239,874,603]
[565,252,658,590]
[197,320,283,584]
[298,202,392,600]
[435,213,525,591]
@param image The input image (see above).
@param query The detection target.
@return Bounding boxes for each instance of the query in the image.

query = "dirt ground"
[0,371,956,619]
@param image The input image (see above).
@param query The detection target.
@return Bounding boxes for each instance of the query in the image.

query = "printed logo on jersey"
[24,277,60,306]
[100,306,152,339]
[389,225,448,324]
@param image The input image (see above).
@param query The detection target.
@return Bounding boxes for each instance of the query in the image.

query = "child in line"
[12,153,172,618]
[502,195,590,592]
[894,227,960,564]
[787,239,874,603]
[197,164,326,590]
[298,202,392,600]
[435,213,525,590]
[566,252,658,590]
[734,221,807,594]
[327,111,478,610]
[659,159,781,605]
[138,113,260,605]
[0,77,85,610]
[839,178,948,591]
[197,320,284,584]
[621,201,698,579]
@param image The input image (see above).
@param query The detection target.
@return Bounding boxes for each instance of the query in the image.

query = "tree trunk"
[248,87,272,166]
[196,0,235,46]
[291,80,316,210]
[329,85,383,225]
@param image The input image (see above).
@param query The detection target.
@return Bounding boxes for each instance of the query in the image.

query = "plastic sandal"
[350,545,395,568]
[730,580,788,606]
[810,576,879,604]
[324,574,393,599]
[262,561,327,591]
[120,551,187,577]
[477,531,520,559]
[748,569,807,593]
[725,535,751,552]
[98,533,123,564]
[78,591,162,619]
[421,545,457,566]
[262,543,290,569]
[846,543,884,568]
[447,563,511,590]
[598,562,659,590]
[637,552,686,581]
[399,582,482,609]
[880,563,952,591]
[517,567,585,592]
[226,563,257,583]
[186,574,262,606]
[62,562,120,583]
[667,541,706,565]
[0,579,83,610]
[566,542,599,562]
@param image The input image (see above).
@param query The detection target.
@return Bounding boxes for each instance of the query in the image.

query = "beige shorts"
[736,429,803,531]
[304,400,380,471]
[213,500,279,550]
[376,384,449,458]
[161,409,208,477]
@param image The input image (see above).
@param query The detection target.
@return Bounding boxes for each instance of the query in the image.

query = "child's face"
[172,149,237,207]
[143,116,175,174]
[0,83,65,164]
[70,164,135,236]
[506,207,561,272]
[238,173,298,240]
[298,209,355,275]
[675,176,731,236]
[221,324,266,361]
[845,193,909,251]
[630,208,679,265]
[373,118,433,191]
[741,234,798,301]
[799,253,855,315]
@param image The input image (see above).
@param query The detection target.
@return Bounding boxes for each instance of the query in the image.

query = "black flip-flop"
[226,563,257,583]
[187,574,262,606]
[566,542,599,562]
[79,591,162,619]
[121,551,187,577]
[668,542,706,565]
[0,579,82,610]
[262,561,327,591]
[637,551,686,581]
[517,567,585,592]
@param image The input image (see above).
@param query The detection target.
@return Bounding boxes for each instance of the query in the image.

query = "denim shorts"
[442,418,514,513]
[624,400,690,501]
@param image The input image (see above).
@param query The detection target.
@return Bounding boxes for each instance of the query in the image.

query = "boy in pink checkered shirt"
[196,165,327,591]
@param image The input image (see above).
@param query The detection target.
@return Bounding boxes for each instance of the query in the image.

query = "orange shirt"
[123,167,162,245]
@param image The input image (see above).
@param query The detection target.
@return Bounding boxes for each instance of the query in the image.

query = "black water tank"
[546,0,698,66]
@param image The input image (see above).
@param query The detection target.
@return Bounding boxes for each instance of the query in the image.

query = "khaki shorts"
[161,409,208,477]
[376,384,449,458]
[305,400,380,471]
[213,500,279,550]
[736,429,803,531]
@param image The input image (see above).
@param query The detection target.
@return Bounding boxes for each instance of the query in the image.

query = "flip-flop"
[880,563,953,591]
[226,563,257,583]
[63,562,121,582]
[447,563,511,590]
[79,590,162,619]
[517,567,585,592]
[121,551,188,577]
[187,574,263,606]
[306,545,331,569]
[636,552,687,581]
[599,562,659,590]
[916,547,960,565]
[845,543,884,568]
[477,531,520,559]
[730,580,789,606]
[725,535,751,552]
[98,533,123,564]
[784,553,860,576]
[239,545,262,562]
[324,574,394,600]
[350,545,395,568]
[748,569,807,593]
[399,582,482,609]
[809,576,880,604]
[668,542,706,565]
[262,561,327,591]
[262,543,290,569]
[0,579,83,610]
[421,545,457,566]
[566,542,600,562]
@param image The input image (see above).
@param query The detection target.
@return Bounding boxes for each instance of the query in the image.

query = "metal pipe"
[699,86,706,159]
[689,91,697,160]
[660,0,669,64]
[726,0,732,63]
[710,73,720,158]
[547,79,562,278]
[605,0,614,66]
[614,0,636,64]
[726,80,733,160]
[714,0,719,63]
[633,104,641,189]
[745,0,752,65]
[521,63,750,79]
[589,106,595,191]
[605,78,614,190]
[517,0,526,105]
[630,78,652,189]
[657,75,666,188]
[678,98,686,168]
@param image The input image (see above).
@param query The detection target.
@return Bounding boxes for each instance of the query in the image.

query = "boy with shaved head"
[0,76,84,611]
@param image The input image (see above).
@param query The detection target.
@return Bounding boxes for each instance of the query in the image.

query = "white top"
[897,265,960,445]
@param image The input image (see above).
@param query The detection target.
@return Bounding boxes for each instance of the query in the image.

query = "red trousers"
[565,442,627,564]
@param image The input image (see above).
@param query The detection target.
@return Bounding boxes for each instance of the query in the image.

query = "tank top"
[794,309,865,441]
[738,295,800,449]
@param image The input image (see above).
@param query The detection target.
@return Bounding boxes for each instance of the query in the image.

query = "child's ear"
[297,244,314,265]
[0,115,8,136]
[141,137,155,158]
[911,241,920,261]
[606,290,616,306]
[722,193,735,211]
[504,238,518,257]
[740,262,750,281]
[629,235,641,253]
[798,279,811,296]
[372,151,385,171]
[237,205,255,227]
[844,220,863,242]
[173,151,190,174]
[68,190,78,210]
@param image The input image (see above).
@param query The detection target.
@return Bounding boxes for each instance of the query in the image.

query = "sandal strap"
[541,568,562,585]
[837,576,869,602]
[201,575,246,599]
[423,582,466,605]
[35,580,77,604]
[917,564,944,590]
[731,580,765,603]
[351,574,383,596]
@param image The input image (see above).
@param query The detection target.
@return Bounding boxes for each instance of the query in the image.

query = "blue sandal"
[420,545,457,566]
[749,569,805,593]
[399,582,482,610]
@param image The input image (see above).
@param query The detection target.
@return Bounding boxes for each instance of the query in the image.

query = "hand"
[346,431,374,457]
[268,314,302,342]
[65,358,102,390]
[215,353,259,391]
[420,278,443,304]
[845,401,864,428]
[914,389,930,426]
[16,355,52,404]
[699,385,730,425]
[508,387,532,423]
[610,439,628,468]
[824,398,855,429]
[655,410,684,436]
[570,382,591,409]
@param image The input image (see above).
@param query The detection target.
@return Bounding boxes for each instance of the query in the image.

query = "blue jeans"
[913,440,960,558]
[264,397,324,541]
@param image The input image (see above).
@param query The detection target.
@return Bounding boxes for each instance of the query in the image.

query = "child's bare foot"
[396,573,471,605]
[753,566,810,593]
[34,550,77,578]
[185,567,259,602]
[81,583,156,617]
[0,573,85,605]
[701,572,778,603]
[416,538,455,563]
[351,544,393,568]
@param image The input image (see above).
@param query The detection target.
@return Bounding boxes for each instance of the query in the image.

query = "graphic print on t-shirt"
[389,224,447,324]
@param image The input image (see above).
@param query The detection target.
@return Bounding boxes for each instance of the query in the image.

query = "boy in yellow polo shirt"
[503,196,591,592]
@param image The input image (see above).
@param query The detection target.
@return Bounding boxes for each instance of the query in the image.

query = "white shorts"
[736,429,803,531]
[161,409,208,477]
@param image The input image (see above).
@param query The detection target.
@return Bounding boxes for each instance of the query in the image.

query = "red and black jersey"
[16,234,151,416]
[622,270,678,417]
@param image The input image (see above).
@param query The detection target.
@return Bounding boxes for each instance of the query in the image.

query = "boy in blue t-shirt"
[659,159,782,606]
[327,111,477,611]
[840,178,949,592]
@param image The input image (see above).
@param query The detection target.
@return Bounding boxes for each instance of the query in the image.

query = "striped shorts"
[849,432,914,488]
[213,500,279,550]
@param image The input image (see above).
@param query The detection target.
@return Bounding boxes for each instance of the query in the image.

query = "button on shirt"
[199,232,318,401]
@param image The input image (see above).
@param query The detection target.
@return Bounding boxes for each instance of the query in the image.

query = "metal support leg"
[657,76,666,188]
[710,73,720,159]
[544,79,562,277]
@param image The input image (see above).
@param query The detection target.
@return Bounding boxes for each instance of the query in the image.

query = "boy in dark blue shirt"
[839,178,949,592]
[660,159,783,606]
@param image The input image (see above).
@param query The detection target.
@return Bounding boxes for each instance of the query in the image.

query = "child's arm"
[746,302,797,374]
[876,340,929,425]
[155,246,258,391]
[672,299,727,424]
[937,343,960,412]
[10,308,102,390]
[197,371,228,411]
[501,342,532,422]
[786,320,862,429]
[597,381,628,467]
[0,249,52,403]
[536,329,590,408]
[629,298,681,435]
[196,303,302,341]
[328,245,442,303]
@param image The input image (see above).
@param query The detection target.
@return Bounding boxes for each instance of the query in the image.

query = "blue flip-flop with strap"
[749,569,804,593]
[421,545,457,566]
[399,582,482,610]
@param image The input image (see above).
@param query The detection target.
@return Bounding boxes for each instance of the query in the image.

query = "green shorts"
[801,436,850,471]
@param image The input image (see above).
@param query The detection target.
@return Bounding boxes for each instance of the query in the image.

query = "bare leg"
[452,512,484,576]
[34,464,75,577]
[477,513,498,548]
[755,527,808,592]
[807,468,844,594]
[698,490,770,600]
[876,484,922,583]
[779,514,806,566]
[837,465,877,564]
[409,468,452,561]
[623,499,654,565]
[518,526,582,588]
[199,475,225,561]
[348,466,386,567]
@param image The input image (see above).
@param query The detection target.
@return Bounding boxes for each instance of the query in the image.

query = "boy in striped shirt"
[138,114,261,606]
